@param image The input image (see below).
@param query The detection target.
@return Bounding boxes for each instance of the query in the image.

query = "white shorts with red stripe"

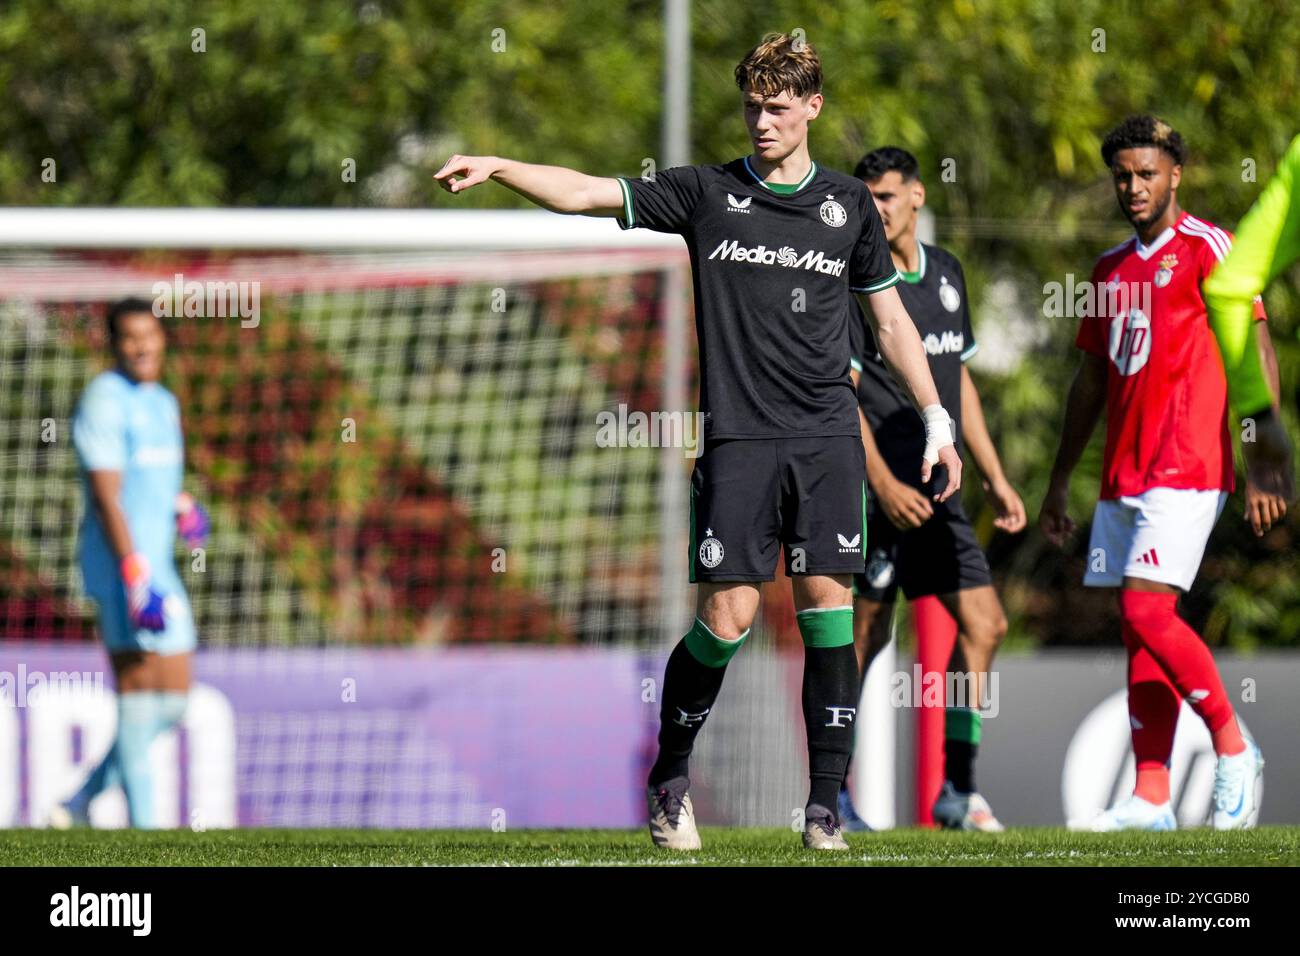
[1083,487,1229,592]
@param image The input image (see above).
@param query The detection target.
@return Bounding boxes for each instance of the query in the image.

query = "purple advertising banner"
[0,643,659,829]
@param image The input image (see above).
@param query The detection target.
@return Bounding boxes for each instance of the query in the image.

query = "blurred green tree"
[3,0,1298,646]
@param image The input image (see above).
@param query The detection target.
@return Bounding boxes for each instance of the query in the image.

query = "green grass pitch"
[4,827,1299,866]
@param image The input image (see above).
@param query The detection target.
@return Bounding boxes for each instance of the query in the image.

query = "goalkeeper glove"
[175,491,210,548]
[121,554,167,633]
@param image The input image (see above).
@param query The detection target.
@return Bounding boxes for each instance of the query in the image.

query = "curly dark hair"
[853,146,920,183]
[1101,115,1188,167]
[105,296,159,341]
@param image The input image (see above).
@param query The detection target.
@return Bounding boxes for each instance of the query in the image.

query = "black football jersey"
[618,157,899,439]
[849,242,977,491]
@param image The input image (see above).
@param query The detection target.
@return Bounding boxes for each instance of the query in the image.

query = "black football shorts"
[689,436,866,582]
[853,493,992,603]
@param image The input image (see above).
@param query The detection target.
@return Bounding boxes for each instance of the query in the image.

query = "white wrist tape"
[921,404,954,465]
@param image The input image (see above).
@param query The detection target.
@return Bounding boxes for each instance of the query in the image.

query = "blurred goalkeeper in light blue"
[51,298,209,830]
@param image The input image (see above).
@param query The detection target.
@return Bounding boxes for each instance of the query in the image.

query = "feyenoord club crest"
[820,195,847,228]
[698,528,724,568]
[939,276,961,312]
[1154,253,1178,288]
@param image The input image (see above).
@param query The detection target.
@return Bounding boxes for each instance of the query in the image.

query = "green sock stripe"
[683,618,749,668]
[945,707,981,744]
[796,606,854,648]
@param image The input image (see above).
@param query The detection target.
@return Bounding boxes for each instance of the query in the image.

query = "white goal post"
[0,207,684,250]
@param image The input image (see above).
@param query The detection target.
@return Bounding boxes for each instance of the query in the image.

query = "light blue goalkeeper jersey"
[72,369,186,601]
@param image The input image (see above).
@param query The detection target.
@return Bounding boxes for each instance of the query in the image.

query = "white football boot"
[802,804,849,851]
[1212,740,1264,830]
[932,781,1005,832]
[1086,794,1176,832]
[48,798,91,829]
[646,777,701,850]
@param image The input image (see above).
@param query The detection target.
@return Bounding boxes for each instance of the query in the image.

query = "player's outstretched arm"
[434,155,624,217]
[860,286,961,501]
[1038,352,1107,546]
[959,366,1026,533]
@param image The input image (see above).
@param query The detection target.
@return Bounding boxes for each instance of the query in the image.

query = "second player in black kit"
[849,244,993,602]
[835,145,1020,833]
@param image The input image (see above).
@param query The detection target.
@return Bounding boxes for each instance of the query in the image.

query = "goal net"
[0,210,694,649]
[0,208,884,829]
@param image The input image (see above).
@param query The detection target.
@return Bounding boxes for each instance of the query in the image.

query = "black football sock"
[840,642,870,793]
[944,707,981,793]
[648,619,749,787]
[798,607,859,812]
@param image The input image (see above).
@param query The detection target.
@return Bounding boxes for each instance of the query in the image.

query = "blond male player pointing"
[436,34,959,850]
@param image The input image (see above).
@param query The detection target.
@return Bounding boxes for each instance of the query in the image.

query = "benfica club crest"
[1154,253,1178,288]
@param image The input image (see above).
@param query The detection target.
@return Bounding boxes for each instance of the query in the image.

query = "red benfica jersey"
[1075,211,1266,499]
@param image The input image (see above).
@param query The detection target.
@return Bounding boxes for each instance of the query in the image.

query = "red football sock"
[1210,718,1247,757]
[1123,625,1178,804]
[1134,767,1171,805]
[1118,589,1244,756]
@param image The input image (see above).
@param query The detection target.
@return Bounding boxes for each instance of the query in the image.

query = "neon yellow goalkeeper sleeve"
[1203,133,1300,418]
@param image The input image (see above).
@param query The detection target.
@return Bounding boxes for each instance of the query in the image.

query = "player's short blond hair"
[734,33,822,99]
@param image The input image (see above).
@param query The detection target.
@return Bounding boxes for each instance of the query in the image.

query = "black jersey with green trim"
[850,242,976,490]
[617,157,899,439]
